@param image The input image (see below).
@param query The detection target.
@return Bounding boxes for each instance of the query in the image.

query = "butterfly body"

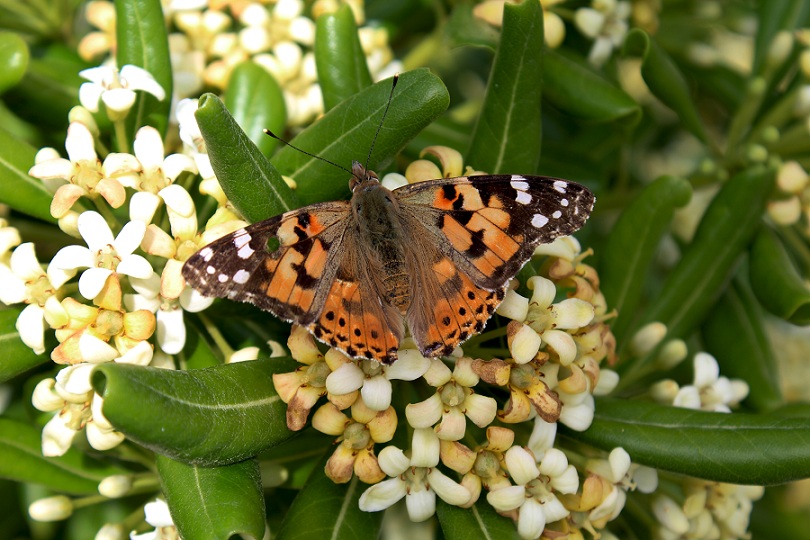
[182,164,595,364]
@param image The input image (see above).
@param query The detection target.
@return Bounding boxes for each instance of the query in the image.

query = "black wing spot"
[325,311,335,321]
[467,291,477,300]
[338,317,346,327]
[353,328,362,337]
[346,346,357,356]
[467,229,487,258]
[370,329,379,339]
[442,185,457,201]
[442,316,451,326]
[458,307,467,316]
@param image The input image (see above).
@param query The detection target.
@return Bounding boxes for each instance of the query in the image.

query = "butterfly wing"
[395,175,595,290]
[395,175,594,355]
[182,202,352,326]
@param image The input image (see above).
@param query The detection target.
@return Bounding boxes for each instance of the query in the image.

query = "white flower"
[79,64,166,120]
[130,499,177,540]
[655,353,749,412]
[574,0,632,67]
[0,243,67,354]
[49,211,153,300]
[176,98,214,180]
[359,428,471,521]
[326,348,431,411]
[405,357,497,440]
[487,446,577,539]
[124,126,197,194]
[125,271,213,355]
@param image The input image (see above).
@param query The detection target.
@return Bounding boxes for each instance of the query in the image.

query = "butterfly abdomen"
[352,183,411,311]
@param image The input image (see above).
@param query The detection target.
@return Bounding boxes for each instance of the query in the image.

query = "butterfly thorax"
[351,177,410,312]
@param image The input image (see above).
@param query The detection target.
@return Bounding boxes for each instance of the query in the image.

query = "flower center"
[305,361,331,387]
[440,381,467,407]
[360,359,382,378]
[525,477,553,502]
[343,422,371,450]
[96,244,121,270]
[75,163,104,190]
[403,467,429,491]
[474,449,502,480]
[27,274,55,306]
[176,239,201,262]
[93,308,124,338]
[510,364,536,390]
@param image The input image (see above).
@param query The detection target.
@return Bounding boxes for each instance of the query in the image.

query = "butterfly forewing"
[394,175,595,291]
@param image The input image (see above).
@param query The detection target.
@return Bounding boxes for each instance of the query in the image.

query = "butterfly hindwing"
[181,202,351,325]
[395,175,595,291]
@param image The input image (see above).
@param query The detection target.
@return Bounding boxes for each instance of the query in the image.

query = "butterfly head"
[349,160,380,191]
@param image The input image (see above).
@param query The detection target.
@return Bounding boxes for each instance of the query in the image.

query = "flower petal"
[405,393,443,428]
[405,488,436,522]
[360,375,393,411]
[65,122,98,162]
[505,446,540,485]
[410,428,440,468]
[49,245,95,272]
[428,469,471,506]
[116,340,154,366]
[157,308,186,355]
[117,254,153,279]
[326,362,365,395]
[78,211,114,252]
[385,348,430,380]
[517,498,548,540]
[435,407,466,441]
[120,64,166,101]
[17,304,46,354]
[487,485,526,512]
[78,267,113,299]
[10,243,43,280]
[179,286,214,312]
[42,413,78,456]
[0,265,26,304]
[79,333,118,363]
[464,394,497,427]
[377,445,410,477]
[133,126,166,170]
[358,477,406,512]
[113,220,147,256]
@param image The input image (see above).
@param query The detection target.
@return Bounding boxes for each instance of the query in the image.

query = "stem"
[113,119,130,154]
[198,312,234,359]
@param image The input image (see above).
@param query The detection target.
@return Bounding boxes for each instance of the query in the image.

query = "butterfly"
[182,160,595,364]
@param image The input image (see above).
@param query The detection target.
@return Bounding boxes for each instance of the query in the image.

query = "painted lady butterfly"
[182,161,594,364]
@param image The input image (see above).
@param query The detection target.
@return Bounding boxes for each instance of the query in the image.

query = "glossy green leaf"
[623,29,709,145]
[466,0,543,174]
[749,227,810,325]
[445,3,499,49]
[157,455,265,540]
[0,31,29,94]
[702,278,783,413]
[752,0,810,75]
[543,50,640,127]
[92,359,297,465]
[225,61,287,157]
[196,93,299,222]
[641,168,774,342]
[566,398,810,485]
[315,4,373,111]
[4,46,85,131]
[272,69,449,205]
[115,0,173,136]
[0,308,50,382]
[275,454,382,540]
[0,125,55,223]
[436,498,520,539]
[599,176,692,346]
[0,418,128,495]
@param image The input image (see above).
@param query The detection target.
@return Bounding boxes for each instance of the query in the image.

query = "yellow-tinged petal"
[366,407,397,443]
[420,146,463,178]
[123,309,156,341]
[141,224,177,259]
[499,389,532,423]
[405,159,442,184]
[160,259,186,300]
[50,185,86,219]
[288,324,323,364]
[272,370,306,403]
[325,444,357,484]
[558,363,588,395]
[311,402,349,435]
[286,384,326,431]
[354,448,385,484]
[439,440,476,474]
[96,178,126,208]
[527,380,562,422]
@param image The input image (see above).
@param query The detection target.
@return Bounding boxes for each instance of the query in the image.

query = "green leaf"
[466,0,543,174]
[0,31,29,94]
[566,398,810,485]
[640,168,775,342]
[622,29,709,146]
[91,359,298,465]
[752,0,810,75]
[272,69,449,205]
[196,93,299,222]
[749,227,810,325]
[702,278,784,413]
[0,125,55,223]
[543,50,640,127]
[445,4,499,49]
[0,308,50,382]
[315,4,373,112]
[599,176,692,347]
[115,0,173,136]
[225,61,287,157]
[0,418,128,495]
[157,455,266,540]
[437,498,520,539]
[275,454,382,540]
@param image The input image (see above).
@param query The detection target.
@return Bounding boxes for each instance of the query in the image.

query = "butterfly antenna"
[364,73,400,172]
[263,129,354,175]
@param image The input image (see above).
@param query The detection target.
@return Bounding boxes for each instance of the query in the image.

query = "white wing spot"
[206,265,216,274]
[200,247,214,262]
[218,274,229,283]
[515,191,532,205]
[553,180,567,193]
[532,214,549,228]
[238,244,255,259]
[233,231,251,248]
[552,210,562,219]
[233,269,250,284]
[561,198,569,207]
[510,178,529,191]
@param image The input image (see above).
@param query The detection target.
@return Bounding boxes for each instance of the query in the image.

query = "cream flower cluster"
[7,63,250,460]
[270,147,634,537]
[77,0,402,126]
